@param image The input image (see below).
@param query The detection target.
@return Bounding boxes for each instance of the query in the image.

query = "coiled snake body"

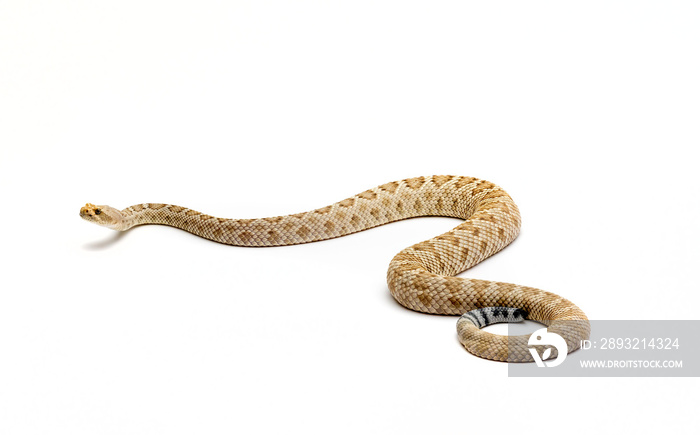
[81,175,590,362]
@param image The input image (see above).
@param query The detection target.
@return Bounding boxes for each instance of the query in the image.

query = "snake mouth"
[79,212,96,223]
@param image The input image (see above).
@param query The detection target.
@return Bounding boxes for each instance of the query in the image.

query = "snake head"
[80,203,123,229]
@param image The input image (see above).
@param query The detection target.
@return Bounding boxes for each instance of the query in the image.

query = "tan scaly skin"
[80,175,590,362]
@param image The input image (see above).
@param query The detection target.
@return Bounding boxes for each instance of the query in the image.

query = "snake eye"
[95,209,101,215]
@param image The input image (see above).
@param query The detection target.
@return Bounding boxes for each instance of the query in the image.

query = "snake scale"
[80,175,590,362]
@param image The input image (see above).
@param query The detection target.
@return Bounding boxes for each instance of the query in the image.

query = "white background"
[1,1,698,433]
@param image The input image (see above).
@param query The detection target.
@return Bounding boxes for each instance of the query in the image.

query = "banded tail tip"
[459,307,528,329]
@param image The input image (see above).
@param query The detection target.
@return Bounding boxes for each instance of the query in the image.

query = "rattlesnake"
[80,175,590,362]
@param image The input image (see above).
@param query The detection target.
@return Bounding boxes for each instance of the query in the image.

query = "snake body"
[80,175,590,362]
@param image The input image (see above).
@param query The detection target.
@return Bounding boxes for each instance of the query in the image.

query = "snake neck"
[118,203,219,234]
